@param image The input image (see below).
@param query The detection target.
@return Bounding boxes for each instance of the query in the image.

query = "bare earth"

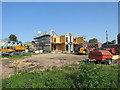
[1,53,88,79]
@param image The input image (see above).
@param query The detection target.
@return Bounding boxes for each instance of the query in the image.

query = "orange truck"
[1,46,28,56]
[103,48,116,54]
[89,50,113,65]
[13,46,28,51]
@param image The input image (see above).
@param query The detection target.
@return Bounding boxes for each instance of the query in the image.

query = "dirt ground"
[1,53,88,79]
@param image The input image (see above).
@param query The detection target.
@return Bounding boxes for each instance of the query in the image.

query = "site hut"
[34,33,51,52]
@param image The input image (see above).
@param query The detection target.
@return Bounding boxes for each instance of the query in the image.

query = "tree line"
[9,34,116,45]
[88,38,116,45]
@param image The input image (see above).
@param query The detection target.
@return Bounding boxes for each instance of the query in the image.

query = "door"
[54,45,56,50]
[66,45,68,51]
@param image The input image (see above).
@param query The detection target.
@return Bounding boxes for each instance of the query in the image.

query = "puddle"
[50,58,54,59]
[25,60,32,62]
[59,58,66,60]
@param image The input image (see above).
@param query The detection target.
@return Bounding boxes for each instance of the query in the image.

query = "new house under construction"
[34,30,84,52]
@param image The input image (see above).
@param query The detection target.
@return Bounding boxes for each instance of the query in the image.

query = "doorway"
[66,45,68,51]
[54,45,56,50]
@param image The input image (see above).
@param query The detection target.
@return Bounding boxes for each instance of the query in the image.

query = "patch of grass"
[0,55,2,58]
[2,53,32,60]
[43,51,48,54]
[32,51,49,55]
[61,66,75,71]
[2,62,118,88]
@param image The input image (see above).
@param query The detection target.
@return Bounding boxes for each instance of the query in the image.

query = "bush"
[72,63,118,88]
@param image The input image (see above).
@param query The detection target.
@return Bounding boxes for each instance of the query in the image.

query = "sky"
[2,2,118,43]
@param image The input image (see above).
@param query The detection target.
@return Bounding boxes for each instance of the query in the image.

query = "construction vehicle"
[74,45,89,55]
[89,50,113,65]
[1,46,28,57]
[103,48,116,55]
[1,48,14,57]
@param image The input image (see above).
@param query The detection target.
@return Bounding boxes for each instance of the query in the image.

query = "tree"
[9,34,18,42]
[31,41,35,44]
[27,45,30,51]
[111,40,116,44]
[102,41,113,46]
[89,38,98,43]
[18,41,22,44]
[102,40,116,46]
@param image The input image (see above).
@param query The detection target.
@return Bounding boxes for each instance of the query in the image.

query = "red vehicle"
[103,48,115,54]
[89,50,113,65]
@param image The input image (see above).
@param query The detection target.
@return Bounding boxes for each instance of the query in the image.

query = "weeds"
[2,62,118,88]
[1,53,32,60]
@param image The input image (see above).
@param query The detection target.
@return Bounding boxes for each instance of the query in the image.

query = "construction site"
[0,30,119,79]
[0,30,119,89]
[1,2,119,88]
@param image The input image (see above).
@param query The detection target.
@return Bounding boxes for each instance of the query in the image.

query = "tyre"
[74,51,78,55]
[9,52,14,57]
[108,60,112,65]
[95,60,99,64]
[106,58,112,65]
[84,49,89,55]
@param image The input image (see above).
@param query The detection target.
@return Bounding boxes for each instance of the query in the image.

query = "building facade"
[34,31,84,52]
[27,42,38,50]
[117,33,120,54]
[83,42,102,51]
[0,38,23,49]
[34,33,51,52]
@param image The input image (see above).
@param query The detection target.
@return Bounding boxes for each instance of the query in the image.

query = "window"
[66,37,68,42]
[74,45,76,47]
[54,38,56,42]
[70,36,71,43]
[74,39,76,42]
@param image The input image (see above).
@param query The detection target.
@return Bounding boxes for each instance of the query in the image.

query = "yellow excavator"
[1,46,28,57]
[74,45,89,55]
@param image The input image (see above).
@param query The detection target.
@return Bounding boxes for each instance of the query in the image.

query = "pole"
[106,30,108,45]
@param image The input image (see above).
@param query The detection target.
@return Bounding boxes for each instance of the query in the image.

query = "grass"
[1,50,49,59]
[2,62,118,88]
[32,51,49,55]
[0,55,2,58]
[1,53,32,60]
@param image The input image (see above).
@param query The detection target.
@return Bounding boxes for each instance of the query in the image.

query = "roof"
[66,32,73,36]
[88,43,101,45]
[34,33,50,39]
[73,37,84,39]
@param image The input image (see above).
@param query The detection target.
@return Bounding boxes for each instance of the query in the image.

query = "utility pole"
[106,30,108,45]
